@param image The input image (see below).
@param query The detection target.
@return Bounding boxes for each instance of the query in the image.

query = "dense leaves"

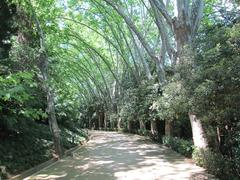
[0,0,239,179]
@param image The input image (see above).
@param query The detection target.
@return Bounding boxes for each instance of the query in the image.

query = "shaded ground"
[25,131,215,180]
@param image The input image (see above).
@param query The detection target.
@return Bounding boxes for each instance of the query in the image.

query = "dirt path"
[25,131,215,180]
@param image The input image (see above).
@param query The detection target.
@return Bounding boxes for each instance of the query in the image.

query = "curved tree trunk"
[189,113,208,149]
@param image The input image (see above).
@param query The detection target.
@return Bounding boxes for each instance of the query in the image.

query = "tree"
[13,0,64,157]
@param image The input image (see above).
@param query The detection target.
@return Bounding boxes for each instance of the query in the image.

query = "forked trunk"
[189,113,208,149]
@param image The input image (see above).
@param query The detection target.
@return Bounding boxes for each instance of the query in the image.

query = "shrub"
[137,129,151,136]
[162,136,193,157]
[192,148,238,179]
[0,122,88,178]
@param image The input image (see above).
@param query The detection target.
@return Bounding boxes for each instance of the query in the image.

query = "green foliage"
[150,80,188,121]
[0,0,16,59]
[0,0,239,179]
[118,81,161,132]
[162,136,194,157]
[232,130,240,176]
[0,121,87,177]
[0,71,47,131]
[177,21,240,179]
[119,88,139,122]
[192,148,238,179]
[137,129,151,136]
[0,122,52,175]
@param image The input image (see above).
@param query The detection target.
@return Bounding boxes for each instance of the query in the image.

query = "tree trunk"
[39,52,63,158]
[151,120,158,136]
[103,0,165,83]
[98,114,101,130]
[98,112,104,130]
[189,113,208,149]
[165,120,173,136]
[127,120,132,132]
[30,4,63,158]
[104,112,108,129]
[139,119,146,130]
[117,117,122,130]
[46,87,62,158]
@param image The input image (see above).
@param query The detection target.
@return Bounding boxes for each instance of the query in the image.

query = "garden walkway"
[25,131,215,180]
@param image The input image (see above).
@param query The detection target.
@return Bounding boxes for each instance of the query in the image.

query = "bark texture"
[39,53,63,158]
[165,120,173,137]
[32,6,63,157]
[139,119,146,130]
[189,113,208,149]
[151,120,158,136]
[127,120,133,133]
[117,117,122,130]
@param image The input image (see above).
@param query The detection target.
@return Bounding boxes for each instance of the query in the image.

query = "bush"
[192,148,238,180]
[0,122,88,178]
[162,136,193,157]
[137,129,151,136]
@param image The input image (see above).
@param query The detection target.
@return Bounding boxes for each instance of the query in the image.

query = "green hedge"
[162,136,193,157]
[193,148,239,180]
[162,136,239,179]
[0,123,88,179]
[137,129,151,137]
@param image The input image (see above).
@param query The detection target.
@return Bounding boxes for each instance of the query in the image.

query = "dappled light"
[25,131,214,180]
[0,0,239,179]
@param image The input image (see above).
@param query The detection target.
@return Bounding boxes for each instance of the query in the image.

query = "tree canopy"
[0,0,239,179]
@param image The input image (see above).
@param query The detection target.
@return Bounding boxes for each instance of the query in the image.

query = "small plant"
[192,148,237,179]
[162,136,194,157]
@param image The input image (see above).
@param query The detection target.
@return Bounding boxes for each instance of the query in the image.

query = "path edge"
[10,136,89,180]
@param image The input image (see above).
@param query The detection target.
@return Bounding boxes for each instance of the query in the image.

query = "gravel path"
[25,131,215,180]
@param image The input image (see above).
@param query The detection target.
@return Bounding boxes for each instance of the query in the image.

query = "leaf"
[3,93,11,101]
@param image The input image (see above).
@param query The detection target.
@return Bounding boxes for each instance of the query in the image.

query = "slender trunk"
[29,3,63,158]
[131,31,152,80]
[189,113,208,149]
[46,88,62,158]
[127,120,132,133]
[216,126,222,151]
[139,119,146,130]
[103,0,165,83]
[104,112,108,129]
[99,111,105,130]
[39,53,62,158]
[117,117,122,130]
[155,53,166,83]
[110,119,114,130]
[165,120,173,136]
[150,120,158,136]
[98,114,101,130]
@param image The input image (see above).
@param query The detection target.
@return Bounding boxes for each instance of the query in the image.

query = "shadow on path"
[25,131,216,180]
